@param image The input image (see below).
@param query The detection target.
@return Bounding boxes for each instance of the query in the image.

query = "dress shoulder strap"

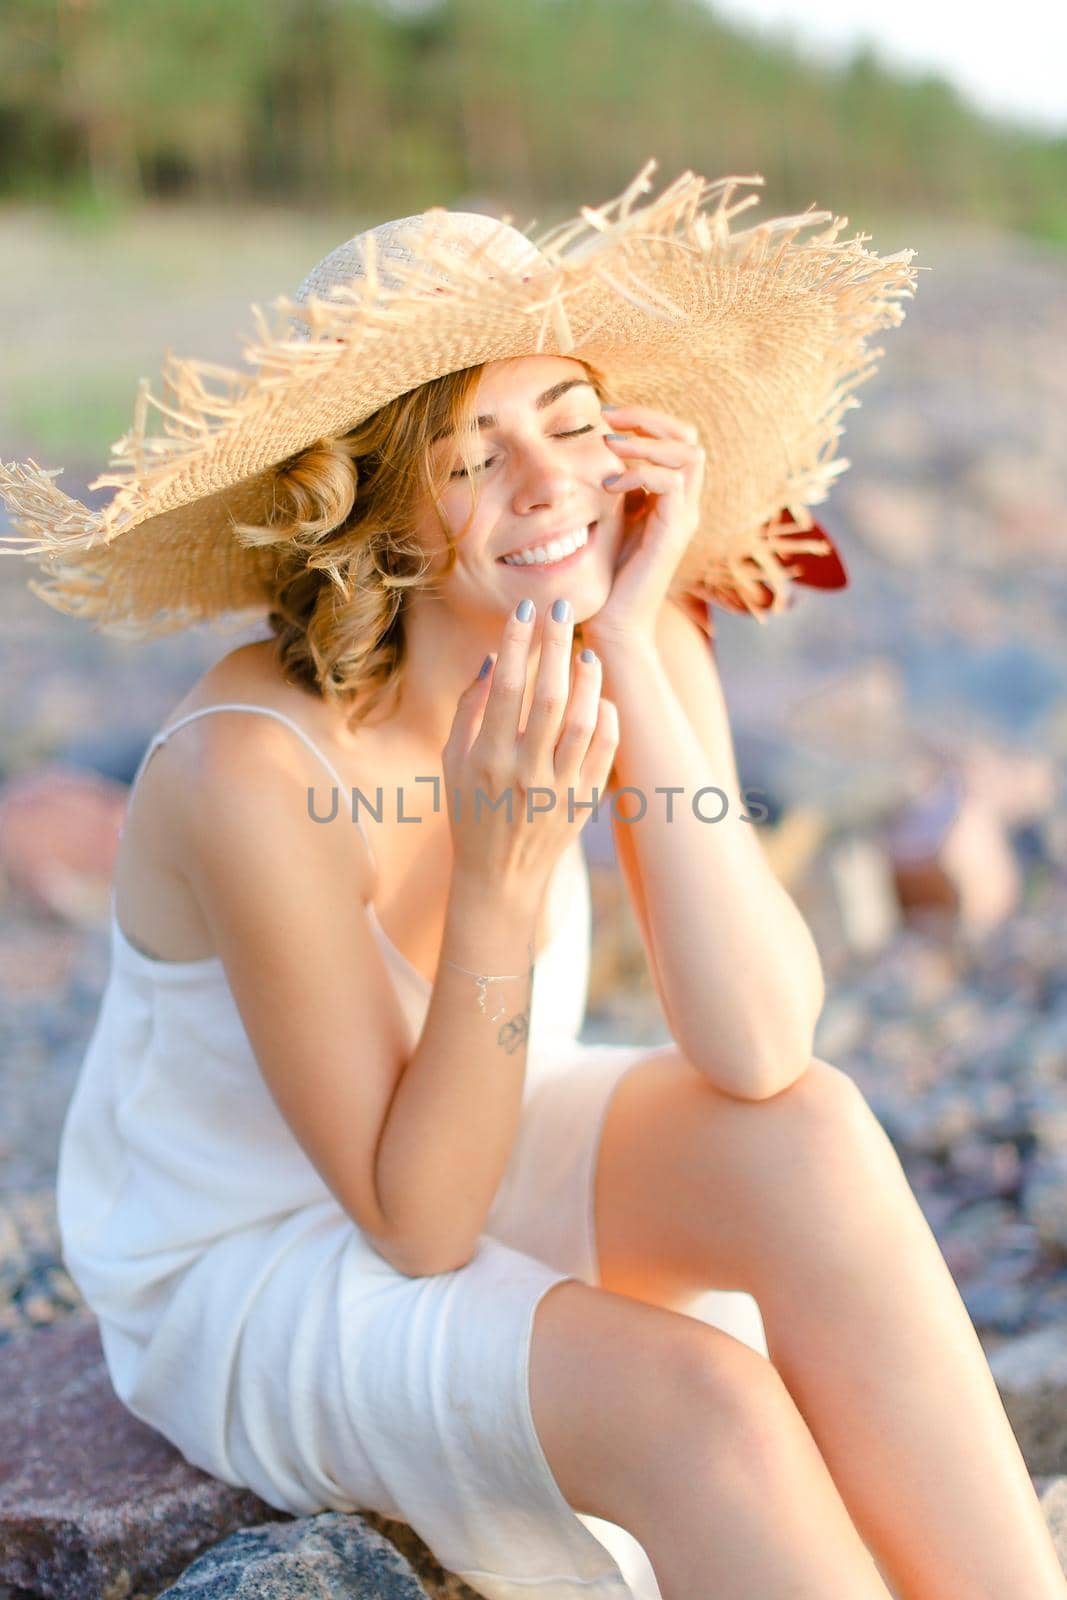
[128,703,378,872]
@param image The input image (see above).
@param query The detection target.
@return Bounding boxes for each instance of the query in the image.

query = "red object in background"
[677,509,849,643]
[707,509,849,615]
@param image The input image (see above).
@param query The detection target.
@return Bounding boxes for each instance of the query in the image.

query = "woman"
[3,170,1064,1600]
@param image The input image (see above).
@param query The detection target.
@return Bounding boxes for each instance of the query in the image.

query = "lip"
[497,521,597,572]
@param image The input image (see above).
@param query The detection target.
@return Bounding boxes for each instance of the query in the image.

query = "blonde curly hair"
[232,357,608,732]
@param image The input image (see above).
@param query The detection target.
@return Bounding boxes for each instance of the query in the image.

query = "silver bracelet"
[442,954,533,1022]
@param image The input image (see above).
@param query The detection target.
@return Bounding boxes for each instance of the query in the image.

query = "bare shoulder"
[153,638,331,786]
[114,639,377,959]
[171,640,375,894]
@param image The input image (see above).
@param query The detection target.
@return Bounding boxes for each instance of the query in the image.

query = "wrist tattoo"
[497,1009,530,1055]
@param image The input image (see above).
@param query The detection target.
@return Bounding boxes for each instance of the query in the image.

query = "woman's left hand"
[582,403,706,653]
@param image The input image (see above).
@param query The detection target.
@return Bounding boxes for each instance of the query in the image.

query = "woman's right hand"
[442,598,619,908]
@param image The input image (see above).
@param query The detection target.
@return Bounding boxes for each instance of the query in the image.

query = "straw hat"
[0,159,920,639]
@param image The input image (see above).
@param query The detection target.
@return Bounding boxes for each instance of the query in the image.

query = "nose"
[509,434,584,514]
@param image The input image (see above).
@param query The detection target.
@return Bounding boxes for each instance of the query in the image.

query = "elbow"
[744,1050,817,1101]
[711,1054,813,1102]
[397,1247,478,1279]
[401,1228,479,1277]
[750,1011,821,1099]
[687,1023,820,1103]
[369,1163,479,1277]
[370,1224,479,1279]
[670,966,824,1104]
[744,988,823,1100]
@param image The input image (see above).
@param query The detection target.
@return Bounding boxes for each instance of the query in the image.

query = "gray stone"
[960,1278,1032,1335]
[939,1197,1017,1278]
[988,1327,1067,1479]
[1028,1096,1067,1156]
[155,1513,458,1599]
[1037,1477,1067,1573]
[1021,1152,1067,1251]
[883,1085,982,1157]
[987,1325,1067,1393]
[0,1190,83,1346]
[1027,1013,1067,1084]
[945,1135,1022,1199]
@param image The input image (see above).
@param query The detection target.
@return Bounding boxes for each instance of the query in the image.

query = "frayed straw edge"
[0,157,919,611]
[105,168,900,516]
[0,460,110,557]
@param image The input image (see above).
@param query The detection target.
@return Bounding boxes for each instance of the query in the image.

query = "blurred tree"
[0,0,1062,243]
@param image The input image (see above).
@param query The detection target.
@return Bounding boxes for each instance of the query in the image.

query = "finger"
[520,599,575,766]
[603,405,701,445]
[552,646,602,780]
[444,652,496,761]
[579,697,620,797]
[602,462,688,500]
[604,433,700,469]
[473,600,536,758]
[613,442,705,523]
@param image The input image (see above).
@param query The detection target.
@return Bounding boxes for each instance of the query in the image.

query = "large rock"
[0,1315,284,1599]
[0,1315,498,1600]
[155,1513,461,1599]
[1036,1478,1067,1575]
[987,1326,1067,1477]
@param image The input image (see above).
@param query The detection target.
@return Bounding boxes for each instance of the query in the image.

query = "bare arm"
[600,596,824,1099]
[181,601,613,1277]
[372,869,543,1274]
[180,717,546,1278]
[373,597,617,1271]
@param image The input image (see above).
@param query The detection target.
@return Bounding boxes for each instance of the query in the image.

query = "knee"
[766,1056,900,1170]
[664,1323,800,1467]
[586,1319,795,1534]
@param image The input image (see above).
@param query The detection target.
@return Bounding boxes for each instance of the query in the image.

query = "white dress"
[56,701,767,1600]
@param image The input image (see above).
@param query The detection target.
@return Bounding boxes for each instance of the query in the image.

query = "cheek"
[415,486,476,557]
[437,480,487,536]
[429,510,496,583]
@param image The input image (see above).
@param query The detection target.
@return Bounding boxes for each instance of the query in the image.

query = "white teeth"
[501,526,589,566]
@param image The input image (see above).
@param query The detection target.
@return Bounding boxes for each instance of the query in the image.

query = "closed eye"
[449,425,596,480]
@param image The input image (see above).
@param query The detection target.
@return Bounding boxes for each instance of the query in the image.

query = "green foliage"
[0,0,1062,245]
[11,374,137,459]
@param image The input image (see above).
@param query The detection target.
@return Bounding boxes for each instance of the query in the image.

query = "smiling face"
[411,354,627,630]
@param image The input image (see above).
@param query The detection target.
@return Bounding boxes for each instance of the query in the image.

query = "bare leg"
[528,1278,894,1599]
[592,1053,1067,1599]
[755,1092,1067,1598]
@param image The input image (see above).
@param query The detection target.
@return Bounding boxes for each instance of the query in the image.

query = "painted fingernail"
[516,598,534,622]
[580,648,596,664]
[602,474,623,487]
[551,598,571,623]
[478,654,493,679]
[605,433,628,442]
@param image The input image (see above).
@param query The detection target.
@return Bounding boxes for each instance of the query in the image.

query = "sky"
[706,0,1067,135]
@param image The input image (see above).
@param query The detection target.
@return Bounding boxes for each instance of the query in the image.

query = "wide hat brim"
[0,160,919,638]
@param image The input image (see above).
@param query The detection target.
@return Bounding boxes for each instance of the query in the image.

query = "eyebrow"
[433,378,596,443]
